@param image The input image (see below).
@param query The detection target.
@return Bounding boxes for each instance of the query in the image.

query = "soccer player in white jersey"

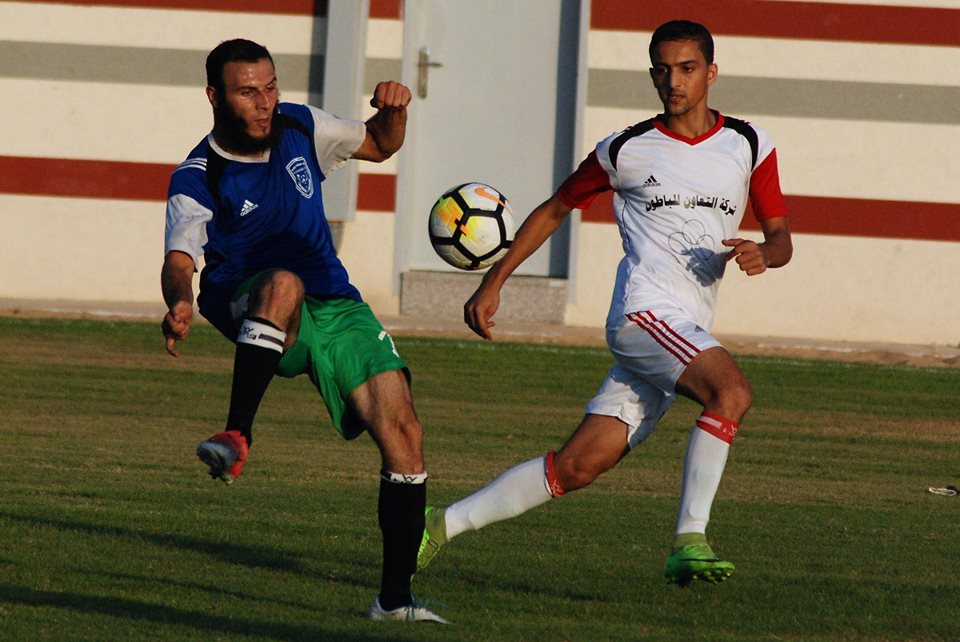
[161,39,446,623]
[417,20,793,588]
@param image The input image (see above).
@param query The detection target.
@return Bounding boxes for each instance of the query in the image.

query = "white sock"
[445,457,553,539]
[674,423,731,535]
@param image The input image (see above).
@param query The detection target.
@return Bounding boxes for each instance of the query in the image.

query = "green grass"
[1,317,958,641]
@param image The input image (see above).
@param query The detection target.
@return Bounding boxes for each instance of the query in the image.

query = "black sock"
[377,474,427,610]
[225,341,282,447]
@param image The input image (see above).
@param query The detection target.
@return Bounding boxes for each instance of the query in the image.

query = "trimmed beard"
[213,101,282,155]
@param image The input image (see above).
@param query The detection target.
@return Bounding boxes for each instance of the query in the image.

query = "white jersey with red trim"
[558,112,787,329]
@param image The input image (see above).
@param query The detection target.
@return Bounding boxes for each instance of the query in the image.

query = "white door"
[397,0,580,276]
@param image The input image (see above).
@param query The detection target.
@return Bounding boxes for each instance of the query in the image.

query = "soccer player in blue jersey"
[160,39,446,624]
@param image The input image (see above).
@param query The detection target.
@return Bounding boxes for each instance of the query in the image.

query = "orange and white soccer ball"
[428,182,515,271]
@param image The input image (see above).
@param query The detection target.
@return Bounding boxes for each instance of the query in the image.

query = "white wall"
[2,0,958,348]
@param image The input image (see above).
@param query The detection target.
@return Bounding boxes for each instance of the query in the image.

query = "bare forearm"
[759,239,791,268]
[482,194,570,290]
[161,251,195,308]
[759,219,793,269]
[464,193,570,339]
[353,81,411,162]
[365,108,407,159]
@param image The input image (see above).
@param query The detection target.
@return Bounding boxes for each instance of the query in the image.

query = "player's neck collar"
[653,110,723,145]
[207,134,272,163]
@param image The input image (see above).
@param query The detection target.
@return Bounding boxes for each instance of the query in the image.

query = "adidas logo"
[642,175,661,188]
[239,199,259,217]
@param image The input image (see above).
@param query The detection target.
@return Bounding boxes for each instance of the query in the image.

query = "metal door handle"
[417,47,443,99]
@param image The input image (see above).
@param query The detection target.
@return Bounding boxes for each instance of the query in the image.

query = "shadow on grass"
[0,510,378,593]
[84,570,321,611]
[0,585,413,642]
[1,509,307,571]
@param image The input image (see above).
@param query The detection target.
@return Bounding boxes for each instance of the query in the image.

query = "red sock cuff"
[696,412,740,444]
[544,451,566,497]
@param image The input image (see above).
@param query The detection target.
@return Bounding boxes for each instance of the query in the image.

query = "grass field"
[1,316,959,641]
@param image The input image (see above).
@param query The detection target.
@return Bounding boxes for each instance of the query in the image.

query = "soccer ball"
[428,182,515,271]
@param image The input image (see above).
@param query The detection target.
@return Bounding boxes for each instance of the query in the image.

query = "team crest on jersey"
[286,157,314,198]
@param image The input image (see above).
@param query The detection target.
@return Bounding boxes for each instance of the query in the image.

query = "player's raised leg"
[418,414,629,570]
[198,270,303,483]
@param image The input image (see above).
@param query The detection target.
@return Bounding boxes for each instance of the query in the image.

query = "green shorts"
[231,281,408,440]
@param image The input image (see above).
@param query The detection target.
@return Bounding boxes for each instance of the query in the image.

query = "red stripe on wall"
[0,156,395,212]
[24,0,326,15]
[357,173,396,212]
[581,190,960,243]
[776,195,959,242]
[370,0,402,19]
[2,156,954,239]
[0,156,172,201]
[591,0,960,47]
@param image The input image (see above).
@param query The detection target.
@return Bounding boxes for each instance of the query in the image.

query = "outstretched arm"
[161,250,196,358]
[352,81,411,162]
[464,193,572,340]
[722,216,792,276]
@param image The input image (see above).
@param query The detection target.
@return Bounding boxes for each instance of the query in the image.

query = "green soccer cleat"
[417,506,448,571]
[664,542,735,586]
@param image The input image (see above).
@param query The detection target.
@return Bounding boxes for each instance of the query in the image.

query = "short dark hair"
[205,38,274,93]
[649,20,714,64]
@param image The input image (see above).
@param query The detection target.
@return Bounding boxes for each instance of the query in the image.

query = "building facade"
[1,0,958,345]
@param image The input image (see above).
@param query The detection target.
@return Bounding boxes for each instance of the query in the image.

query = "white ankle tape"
[237,319,286,353]
[381,471,428,484]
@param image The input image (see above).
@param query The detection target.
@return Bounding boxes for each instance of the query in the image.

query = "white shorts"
[584,306,722,449]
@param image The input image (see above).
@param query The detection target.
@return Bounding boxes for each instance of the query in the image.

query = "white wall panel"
[0,2,316,53]
[567,222,960,345]
[366,18,404,58]
[715,232,960,344]
[0,195,161,302]
[338,210,400,315]
[588,30,960,86]
[756,116,960,202]
[0,79,308,163]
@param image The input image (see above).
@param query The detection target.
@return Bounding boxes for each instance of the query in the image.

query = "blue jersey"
[165,103,366,305]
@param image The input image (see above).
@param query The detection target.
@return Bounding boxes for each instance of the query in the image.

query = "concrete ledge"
[399,270,568,324]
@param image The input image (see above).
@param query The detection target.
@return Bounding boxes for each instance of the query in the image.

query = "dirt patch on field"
[720,336,960,370]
